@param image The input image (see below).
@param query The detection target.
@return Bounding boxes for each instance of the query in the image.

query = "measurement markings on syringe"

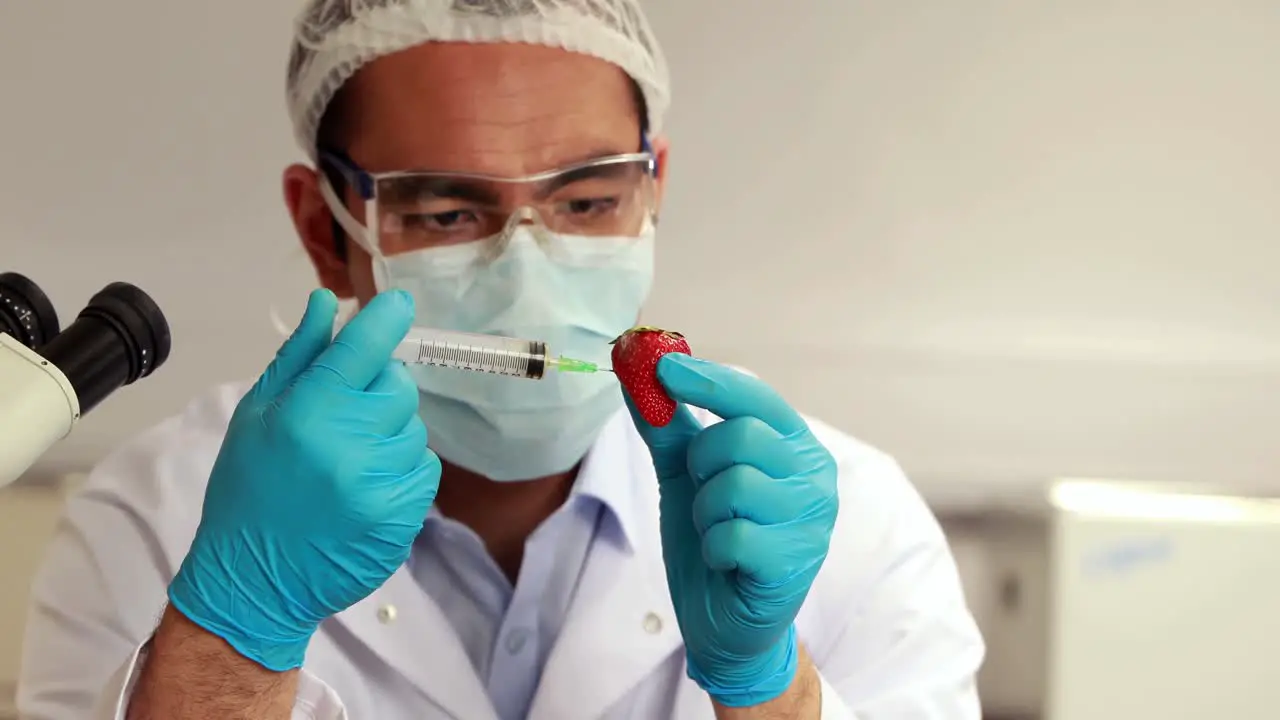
[417,341,532,376]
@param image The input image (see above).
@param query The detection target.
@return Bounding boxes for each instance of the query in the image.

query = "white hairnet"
[286,0,670,160]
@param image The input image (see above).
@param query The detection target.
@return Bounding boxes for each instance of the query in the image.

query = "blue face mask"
[381,227,654,480]
[321,177,655,481]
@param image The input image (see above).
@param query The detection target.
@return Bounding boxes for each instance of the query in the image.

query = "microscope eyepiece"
[0,272,60,349]
[0,272,171,416]
[75,282,172,384]
[36,281,172,415]
[0,272,171,486]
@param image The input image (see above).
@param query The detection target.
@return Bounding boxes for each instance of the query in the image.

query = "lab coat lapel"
[528,420,684,720]
[331,566,497,720]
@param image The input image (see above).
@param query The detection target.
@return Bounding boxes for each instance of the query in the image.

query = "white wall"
[3,1,1279,498]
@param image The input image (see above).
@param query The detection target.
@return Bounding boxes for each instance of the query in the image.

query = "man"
[18,1,984,718]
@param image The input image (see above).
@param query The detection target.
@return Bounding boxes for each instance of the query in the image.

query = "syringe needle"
[549,356,611,374]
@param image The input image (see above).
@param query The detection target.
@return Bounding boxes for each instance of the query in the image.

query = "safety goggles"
[319,147,659,261]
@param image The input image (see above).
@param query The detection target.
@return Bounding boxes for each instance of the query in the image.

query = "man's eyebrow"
[534,161,640,198]
[524,138,645,172]
[380,177,502,204]
[556,147,639,166]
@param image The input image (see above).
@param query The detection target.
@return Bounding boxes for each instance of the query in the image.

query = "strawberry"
[610,326,692,427]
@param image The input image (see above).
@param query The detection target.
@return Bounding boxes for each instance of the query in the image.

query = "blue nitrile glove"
[168,288,442,671]
[625,354,840,707]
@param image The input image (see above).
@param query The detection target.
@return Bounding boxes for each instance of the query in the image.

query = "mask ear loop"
[318,175,400,291]
[319,176,375,253]
[267,176,381,340]
[265,247,359,341]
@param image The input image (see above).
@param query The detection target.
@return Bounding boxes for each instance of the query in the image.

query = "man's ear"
[650,134,670,219]
[282,164,356,299]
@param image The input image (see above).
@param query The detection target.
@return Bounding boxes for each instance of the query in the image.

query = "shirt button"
[505,628,531,654]
[377,605,397,624]
[643,612,663,634]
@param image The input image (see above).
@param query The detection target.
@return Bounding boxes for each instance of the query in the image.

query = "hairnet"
[285,0,671,160]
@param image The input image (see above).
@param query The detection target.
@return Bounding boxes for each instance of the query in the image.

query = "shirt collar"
[567,409,647,552]
[419,410,648,551]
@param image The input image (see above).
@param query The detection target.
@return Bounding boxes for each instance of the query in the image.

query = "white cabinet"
[943,480,1280,720]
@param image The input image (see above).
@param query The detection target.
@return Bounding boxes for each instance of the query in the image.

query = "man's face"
[283,41,668,304]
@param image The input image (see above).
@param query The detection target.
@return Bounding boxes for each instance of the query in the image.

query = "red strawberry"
[610,326,692,427]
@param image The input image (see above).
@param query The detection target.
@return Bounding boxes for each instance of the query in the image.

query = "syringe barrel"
[394,327,547,379]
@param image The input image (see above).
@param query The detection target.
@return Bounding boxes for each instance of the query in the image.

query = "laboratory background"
[2,1,1279,718]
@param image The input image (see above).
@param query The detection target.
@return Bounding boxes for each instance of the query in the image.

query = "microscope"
[0,272,171,487]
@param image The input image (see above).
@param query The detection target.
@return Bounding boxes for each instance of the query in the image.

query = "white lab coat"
[18,381,984,720]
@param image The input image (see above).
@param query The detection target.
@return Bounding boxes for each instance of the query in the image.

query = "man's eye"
[403,210,481,231]
[559,197,620,216]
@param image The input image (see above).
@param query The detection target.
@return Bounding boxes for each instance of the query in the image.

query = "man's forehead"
[339,42,642,176]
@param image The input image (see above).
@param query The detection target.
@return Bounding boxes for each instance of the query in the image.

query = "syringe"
[393,327,608,380]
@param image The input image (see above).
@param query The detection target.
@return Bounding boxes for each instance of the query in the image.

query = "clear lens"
[370,156,656,256]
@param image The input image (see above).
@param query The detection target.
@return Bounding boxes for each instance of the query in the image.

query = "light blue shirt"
[409,458,635,720]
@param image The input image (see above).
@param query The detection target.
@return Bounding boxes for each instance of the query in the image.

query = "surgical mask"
[318,166,655,481]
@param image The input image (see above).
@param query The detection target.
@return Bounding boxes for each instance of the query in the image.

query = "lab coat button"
[377,604,397,624]
[643,612,663,634]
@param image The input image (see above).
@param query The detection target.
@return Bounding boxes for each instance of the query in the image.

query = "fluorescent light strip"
[1049,479,1280,524]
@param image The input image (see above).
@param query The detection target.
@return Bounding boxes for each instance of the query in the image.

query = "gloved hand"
[626,354,839,707]
[168,288,441,671]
